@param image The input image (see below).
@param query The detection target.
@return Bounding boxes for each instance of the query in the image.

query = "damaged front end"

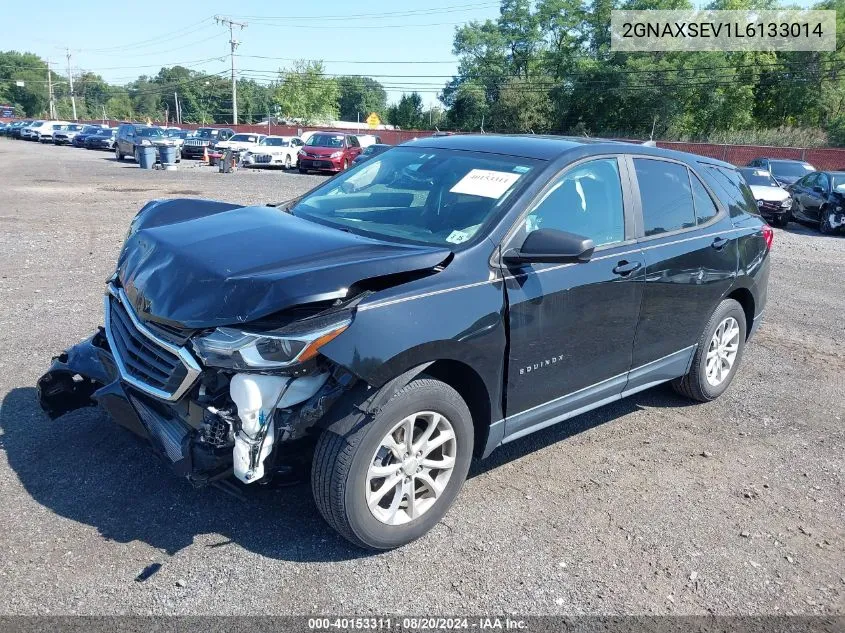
[38,283,358,487]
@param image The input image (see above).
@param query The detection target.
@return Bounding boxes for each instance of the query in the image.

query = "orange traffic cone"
[202,147,209,164]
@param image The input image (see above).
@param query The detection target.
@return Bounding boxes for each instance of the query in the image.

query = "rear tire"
[672,298,747,402]
[311,378,473,550]
[115,147,124,161]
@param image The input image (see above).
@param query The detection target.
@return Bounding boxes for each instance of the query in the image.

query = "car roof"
[402,133,736,168]
[758,157,812,163]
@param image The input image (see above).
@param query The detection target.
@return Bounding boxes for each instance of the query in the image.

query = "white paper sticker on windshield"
[450,169,522,199]
[446,224,482,245]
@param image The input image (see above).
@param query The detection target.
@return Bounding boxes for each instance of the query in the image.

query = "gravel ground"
[0,139,842,616]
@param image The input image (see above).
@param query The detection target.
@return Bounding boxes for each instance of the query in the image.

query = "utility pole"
[65,48,77,121]
[46,59,55,119]
[174,92,181,125]
[215,15,247,125]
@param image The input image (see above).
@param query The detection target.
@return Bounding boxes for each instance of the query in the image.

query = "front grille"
[255,154,273,163]
[130,395,189,462]
[185,139,209,147]
[104,287,200,401]
[758,200,784,213]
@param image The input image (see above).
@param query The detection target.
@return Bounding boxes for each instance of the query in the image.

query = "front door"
[502,156,644,440]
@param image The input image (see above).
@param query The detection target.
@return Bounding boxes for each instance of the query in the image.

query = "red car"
[298,132,362,174]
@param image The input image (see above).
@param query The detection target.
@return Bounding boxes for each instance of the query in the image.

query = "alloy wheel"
[705,317,740,387]
[366,411,457,526]
[285,155,291,169]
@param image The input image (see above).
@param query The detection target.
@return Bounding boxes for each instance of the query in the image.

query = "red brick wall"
[6,116,845,169]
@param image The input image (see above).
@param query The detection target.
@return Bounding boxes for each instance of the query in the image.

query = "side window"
[701,165,758,218]
[690,171,718,225]
[804,173,819,189]
[349,136,360,148]
[816,173,830,191]
[633,158,696,236]
[524,157,625,247]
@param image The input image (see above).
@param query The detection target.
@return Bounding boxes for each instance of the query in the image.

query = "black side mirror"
[813,185,825,194]
[503,228,595,265]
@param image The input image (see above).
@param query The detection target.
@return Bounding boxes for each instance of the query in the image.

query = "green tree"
[273,60,339,124]
[387,92,424,128]
[337,76,387,122]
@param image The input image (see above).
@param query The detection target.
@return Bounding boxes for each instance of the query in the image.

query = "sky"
[0,0,502,107]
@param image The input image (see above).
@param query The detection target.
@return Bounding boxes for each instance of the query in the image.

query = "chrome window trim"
[104,285,201,402]
[358,226,748,310]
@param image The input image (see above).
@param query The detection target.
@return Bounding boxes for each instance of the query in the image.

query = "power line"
[75,19,216,54]
[231,2,498,22]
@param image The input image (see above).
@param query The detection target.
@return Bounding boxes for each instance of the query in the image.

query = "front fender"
[319,276,507,423]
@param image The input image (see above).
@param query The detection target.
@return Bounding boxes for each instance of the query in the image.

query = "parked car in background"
[38,135,771,550]
[787,170,845,234]
[20,120,45,140]
[298,132,362,173]
[0,122,8,136]
[353,134,383,148]
[351,143,391,166]
[181,127,235,159]
[85,127,117,150]
[215,132,266,153]
[72,124,110,147]
[35,121,71,143]
[114,124,180,162]
[737,168,792,227]
[241,135,303,169]
[9,120,33,139]
[746,158,815,187]
[164,129,189,150]
[53,123,86,145]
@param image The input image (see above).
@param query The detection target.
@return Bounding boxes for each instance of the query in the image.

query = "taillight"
[762,224,773,250]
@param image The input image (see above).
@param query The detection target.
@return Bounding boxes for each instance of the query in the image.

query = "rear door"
[626,157,737,390]
[502,156,645,439]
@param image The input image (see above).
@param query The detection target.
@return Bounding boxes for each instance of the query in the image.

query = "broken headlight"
[192,311,352,370]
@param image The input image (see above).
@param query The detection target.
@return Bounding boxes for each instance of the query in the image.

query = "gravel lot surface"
[0,139,842,616]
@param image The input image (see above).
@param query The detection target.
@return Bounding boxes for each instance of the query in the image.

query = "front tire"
[819,209,833,234]
[285,155,292,169]
[312,378,473,550]
[672,298,747,402]
[115,147,124,161]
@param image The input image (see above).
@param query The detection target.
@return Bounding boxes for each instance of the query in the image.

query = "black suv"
[114,123,180,162]
[181,127,235,159]
[39,136,771,549]
[747,157,815,187]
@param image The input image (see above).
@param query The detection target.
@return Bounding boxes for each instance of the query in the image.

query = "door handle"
[711,237,728,250]
[613,260,642,276]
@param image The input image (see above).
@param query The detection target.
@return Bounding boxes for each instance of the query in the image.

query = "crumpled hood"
[749,184,790,202]
[117,199,450,329]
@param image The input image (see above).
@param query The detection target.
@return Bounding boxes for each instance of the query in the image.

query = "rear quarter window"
[700,164,759,218]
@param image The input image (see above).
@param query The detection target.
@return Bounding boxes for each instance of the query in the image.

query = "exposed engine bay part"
[229,372,329,483]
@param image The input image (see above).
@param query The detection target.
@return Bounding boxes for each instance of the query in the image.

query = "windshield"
[306,133,344,148]
[832,174,845,190]
[291,147,538,247]
[137,127,164,138]
[769,161,814,178]
[67,124,84,131]
[262,137,289,146]
[195,128,220,139]
[95,129,114,136]
[739,169,778,187]
[166,129,186,138]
